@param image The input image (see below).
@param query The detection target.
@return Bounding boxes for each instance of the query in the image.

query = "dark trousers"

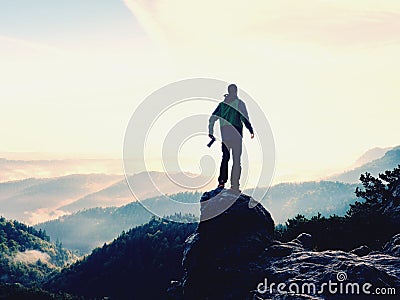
[218,138,242,188]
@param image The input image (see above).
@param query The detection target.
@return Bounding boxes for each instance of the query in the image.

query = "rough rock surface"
[168,189,400,299]
[179,188,275,299]
[349,245,371,257]
[382,234,400,258]
[252,248,400,299]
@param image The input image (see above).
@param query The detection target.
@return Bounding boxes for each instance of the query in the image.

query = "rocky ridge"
[168,188,400,299]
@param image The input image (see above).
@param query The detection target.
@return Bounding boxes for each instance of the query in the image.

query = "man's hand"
[251,133,255,139]
[207,134,216,148]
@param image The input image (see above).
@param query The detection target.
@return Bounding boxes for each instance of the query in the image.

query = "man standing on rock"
[208,84,254,192]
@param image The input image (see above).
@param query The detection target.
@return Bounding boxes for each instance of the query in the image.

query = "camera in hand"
[207,135,216,147]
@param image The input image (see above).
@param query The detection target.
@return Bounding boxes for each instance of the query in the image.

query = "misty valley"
[0,146,399,299]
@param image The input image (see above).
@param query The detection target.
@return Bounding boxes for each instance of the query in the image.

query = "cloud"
[0,34,65,55]
[26,208,69,225]
[119,1,400,184]
[123,0,400,48]
[14,250,51,265]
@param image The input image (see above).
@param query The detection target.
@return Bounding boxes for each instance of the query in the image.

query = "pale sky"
[1,0,399,184]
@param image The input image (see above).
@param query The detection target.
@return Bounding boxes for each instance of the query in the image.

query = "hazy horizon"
[1,0,399,187]
[0,144,396,185]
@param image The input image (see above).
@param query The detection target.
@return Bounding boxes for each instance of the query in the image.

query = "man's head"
[228,84,237,96]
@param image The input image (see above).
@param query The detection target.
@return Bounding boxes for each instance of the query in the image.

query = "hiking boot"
[230,186,241,193]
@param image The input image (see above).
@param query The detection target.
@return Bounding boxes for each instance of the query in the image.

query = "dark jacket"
[208,97,253,140]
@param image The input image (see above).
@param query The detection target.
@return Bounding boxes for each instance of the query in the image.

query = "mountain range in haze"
[36,192,202,254]
[0,156,122,183]
[327,145,400,183]
[59,171,214,212]
[351,146,393,168]
[0,146,399,298]
[36,182,357,254]
[41,171,400,299]
[0,174,122,224]
[0,171,213,224]
[0,145,398,226]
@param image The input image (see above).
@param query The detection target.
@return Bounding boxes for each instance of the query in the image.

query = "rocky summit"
[168,188,400,300]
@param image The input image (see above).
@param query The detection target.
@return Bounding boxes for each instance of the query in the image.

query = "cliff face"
[168,188,400,299]
[180,189,275,299]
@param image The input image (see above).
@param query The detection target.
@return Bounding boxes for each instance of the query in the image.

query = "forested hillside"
[0,217,76,287]
[44,214,197,299]
[37,191,201,254]
[0,283,79,300]
[277,165,400,251]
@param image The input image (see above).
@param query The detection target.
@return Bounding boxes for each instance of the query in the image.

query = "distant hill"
[44,216,197,300]
[352,146,393,168]
[0,216,76,287]
[0,171,213,224]
[247,181,358,224]
[0,157,122,182]
[36,191,202,254]
[0,174,122,224]
[328,146,400,183]
[59,171,214,212]
[37,181,357,253]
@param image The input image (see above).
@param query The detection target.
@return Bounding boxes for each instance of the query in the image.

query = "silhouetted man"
[208,84,254,191]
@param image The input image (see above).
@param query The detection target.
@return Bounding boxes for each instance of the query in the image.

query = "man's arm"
[239,101,254,135]
[208,104,221,136]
